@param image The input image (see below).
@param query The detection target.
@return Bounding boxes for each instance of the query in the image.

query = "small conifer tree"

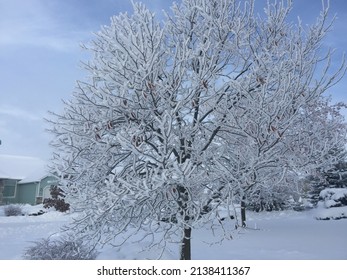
[43,186,70,212]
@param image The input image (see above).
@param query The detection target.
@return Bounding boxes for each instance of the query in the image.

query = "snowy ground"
[0,204,346,260]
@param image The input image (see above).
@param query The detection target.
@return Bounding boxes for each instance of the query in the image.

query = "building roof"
[0,154,48,182]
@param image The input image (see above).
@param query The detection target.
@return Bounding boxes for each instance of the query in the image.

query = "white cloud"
[0,0,89,52]
[0,105,42,121]
[0,104,50,158]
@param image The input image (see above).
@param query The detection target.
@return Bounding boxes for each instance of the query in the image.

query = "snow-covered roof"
[0,154,48,182]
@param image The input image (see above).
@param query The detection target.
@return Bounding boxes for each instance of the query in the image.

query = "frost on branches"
[47,0,346,259]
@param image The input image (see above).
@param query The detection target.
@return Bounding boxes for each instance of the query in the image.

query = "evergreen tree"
[309,160,347,207]
[43,186,70,212]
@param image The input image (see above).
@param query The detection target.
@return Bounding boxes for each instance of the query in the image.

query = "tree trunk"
[180,226,192,260]
[241,197,246,227]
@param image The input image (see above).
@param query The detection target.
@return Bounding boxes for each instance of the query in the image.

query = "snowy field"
[0,204,346,260]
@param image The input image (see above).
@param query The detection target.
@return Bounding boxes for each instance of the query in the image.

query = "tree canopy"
[48,0,346,259]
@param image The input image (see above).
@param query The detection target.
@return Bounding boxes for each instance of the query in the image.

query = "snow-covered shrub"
[247,199,287,212]
[292,198,314,211]
[307,161,347,206]
[319,188,347,208]
[4,204,23,216]
[246,186,298,212]
[315,205,347,220]
[23,237,98,260]
[315,188,347,220]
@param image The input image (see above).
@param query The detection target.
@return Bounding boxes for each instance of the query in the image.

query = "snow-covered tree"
[192,0,347,226]
[312,160,347,220]
[308,158,347,205]
[221,94,347,224]
[48,0,346,259]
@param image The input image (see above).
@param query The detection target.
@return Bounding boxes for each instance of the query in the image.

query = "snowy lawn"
[0,204,346,260]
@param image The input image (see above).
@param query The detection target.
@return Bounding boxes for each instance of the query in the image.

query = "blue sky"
[0,0,346,160]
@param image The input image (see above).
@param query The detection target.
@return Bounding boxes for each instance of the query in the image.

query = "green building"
[0,155,57,205]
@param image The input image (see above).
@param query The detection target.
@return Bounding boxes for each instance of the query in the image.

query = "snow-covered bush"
[319,188,347,208]
[307,161,347,206]
[23,237,98,260]
[4,204,23,217]
[315,188,347,220]
[247,197,288,212]
[315,206,347,220]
